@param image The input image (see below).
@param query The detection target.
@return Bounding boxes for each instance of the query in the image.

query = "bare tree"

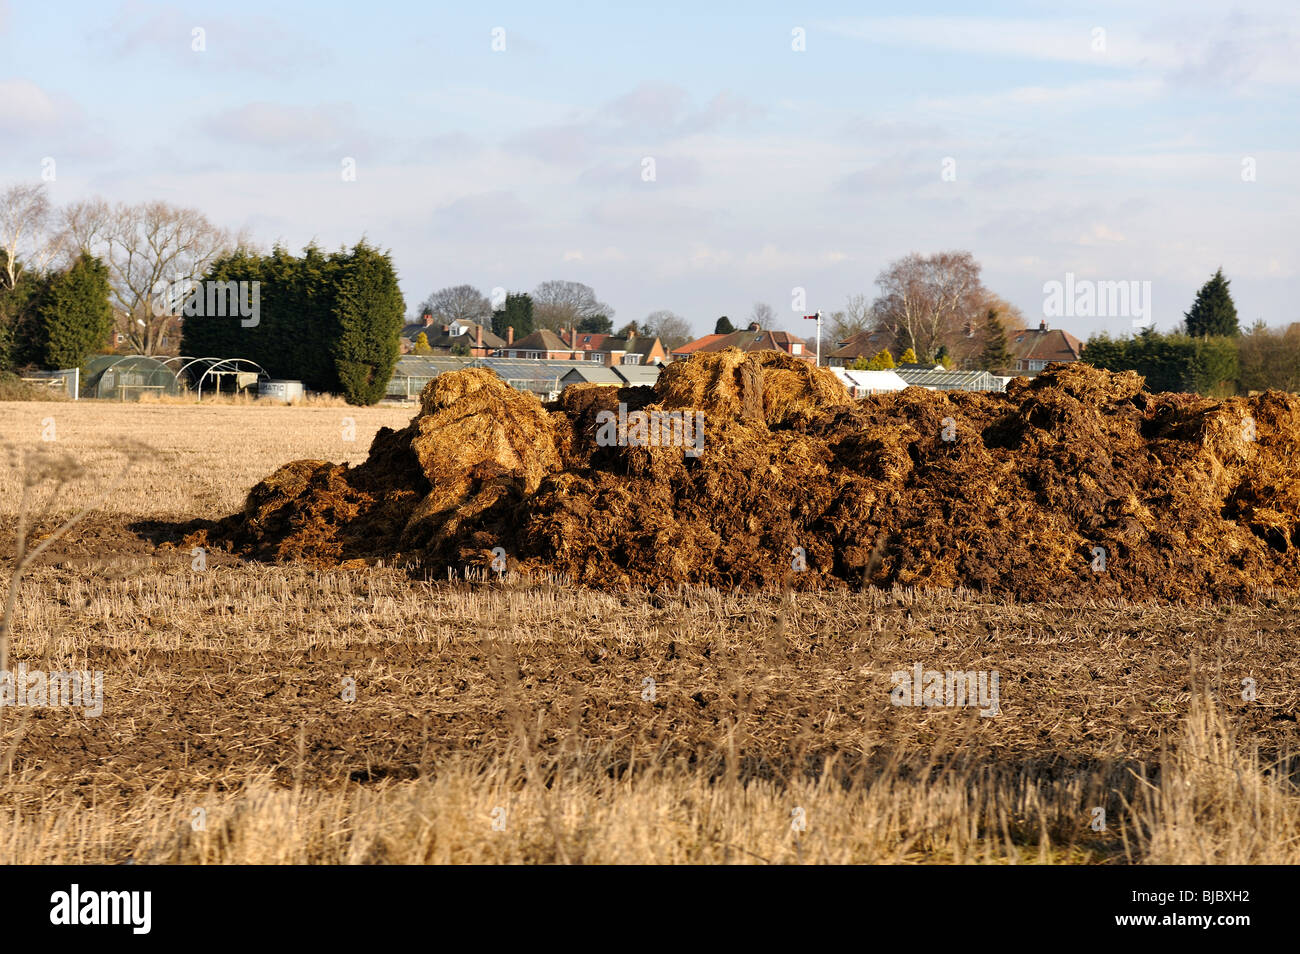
[417,284,492,325]
[61,200,232,355]
[750,302,776,327]
[532,280,614,333]
[0,183,55,291]
[823,293,875,354]
[949,290,1027,368]
[642,309,691,350]
[870,251,986,361]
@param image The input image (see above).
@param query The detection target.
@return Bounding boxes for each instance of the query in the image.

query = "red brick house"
[670,322,811,361]
[1010,321,1083,375]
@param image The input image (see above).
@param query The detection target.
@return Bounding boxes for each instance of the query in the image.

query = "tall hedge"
[38,252,114,370]
[1081,329,1239,396]
[182,242,405,404]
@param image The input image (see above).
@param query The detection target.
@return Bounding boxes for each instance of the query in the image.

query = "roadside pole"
[803,311,823,366]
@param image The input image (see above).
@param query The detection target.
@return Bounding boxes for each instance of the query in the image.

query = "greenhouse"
[82,355,183,401]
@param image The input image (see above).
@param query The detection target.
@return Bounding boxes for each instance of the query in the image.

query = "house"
[826,329,895,367]
[671,322,811,361]
[669,333,727,361]
[498,327,668,366]
[831,368,909,397]
[1010,320,1083,375]
[401,314,504,357]
[558,329,667,367]
[497,328,579,360]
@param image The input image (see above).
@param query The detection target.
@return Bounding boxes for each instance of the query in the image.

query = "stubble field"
[0,399,1296,864]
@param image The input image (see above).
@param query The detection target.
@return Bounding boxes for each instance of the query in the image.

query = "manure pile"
[196,349,1300,601]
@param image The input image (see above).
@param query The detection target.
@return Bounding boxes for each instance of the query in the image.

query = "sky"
[2,0,1297,340]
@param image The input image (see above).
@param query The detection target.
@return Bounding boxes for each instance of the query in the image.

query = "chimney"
[422,313,433,327]
[507,326,514,346]
[570,326,576,356]
[476,324,483,349]
[442,324,450,334]
[1039,319,1048,331]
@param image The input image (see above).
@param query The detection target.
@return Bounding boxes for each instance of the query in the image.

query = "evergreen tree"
[979,309,1013,374]
[899,347,918,364]
[1184,268,1239,337]
[331,242,405,405]
[36,252,114,369]
[413,332,433,354]
[183,241,404,404]
[714,316,735,334]
[864,349,895,370]
[0,265,48,370]
[491,292,534,340]
[576,314,612,334]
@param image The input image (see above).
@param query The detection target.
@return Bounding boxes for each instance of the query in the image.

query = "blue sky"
[2,0,1297,339]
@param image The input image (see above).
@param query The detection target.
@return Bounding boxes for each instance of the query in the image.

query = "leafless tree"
[532,280,614,333]
[642,309,692,350]
[60,199,232,354]
[0,183,55,291]
[822,293,875,353]
[417,284,492,325]
[1239,321,1300,393]
[750,302,776,327]
[870,251,986,361]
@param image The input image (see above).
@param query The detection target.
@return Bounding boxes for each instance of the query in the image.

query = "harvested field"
[199,350,1300,602]
[0,395,1297,864]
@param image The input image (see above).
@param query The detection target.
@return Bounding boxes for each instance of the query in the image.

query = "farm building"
[612,364,661,387]
[558,364,662,389]
[82,355,182,401]
[559,365,624,388]
[386,356,478,401]
[831,368,909,397]
[893,367,1005,392]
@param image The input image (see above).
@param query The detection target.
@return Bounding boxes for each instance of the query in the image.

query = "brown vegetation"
[1,386,1297,864]
[202,350,1300,602]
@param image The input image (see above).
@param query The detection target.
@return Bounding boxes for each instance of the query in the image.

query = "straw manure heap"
[197,348,1300,601]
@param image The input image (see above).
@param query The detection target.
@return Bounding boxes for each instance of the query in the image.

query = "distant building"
[826,329,895,367]
[499,327,667,366]
[401,314,503,357]
[831,368,909,397]
[894,367,1004,392]
[1010,320,1082,375]
[670,322,810,361]
[559,329,667,367]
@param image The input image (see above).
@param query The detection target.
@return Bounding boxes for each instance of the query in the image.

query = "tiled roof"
[1011,327,1083,363]
[508,329,572,352]
[672,333,726,355]
[679,329,808,355]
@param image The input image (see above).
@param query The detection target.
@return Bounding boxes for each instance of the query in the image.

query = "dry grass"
[137,390,360,407]
[0,399,412,518]
[0,398,1296,864]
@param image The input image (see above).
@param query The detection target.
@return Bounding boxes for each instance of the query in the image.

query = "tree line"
[0,182,405,404]
[416,280,694,350]
[1080,269,1297,396]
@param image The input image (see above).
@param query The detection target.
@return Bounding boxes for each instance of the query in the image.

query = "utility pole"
[802,310,823,366]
